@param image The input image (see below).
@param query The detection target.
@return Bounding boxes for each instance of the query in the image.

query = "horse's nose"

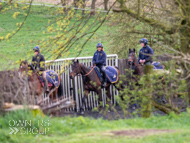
[70,75,73,79]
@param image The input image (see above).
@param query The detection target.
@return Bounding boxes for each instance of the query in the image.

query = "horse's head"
[70,60,81,79]
[19,60,35,76]
[128,48,137,66]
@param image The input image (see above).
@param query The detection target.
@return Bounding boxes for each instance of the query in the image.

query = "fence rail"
[45,54,118,111]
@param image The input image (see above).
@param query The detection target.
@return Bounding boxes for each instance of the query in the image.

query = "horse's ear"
[133,48,135,52]
[76,59,79,63]
[129,48,131,53]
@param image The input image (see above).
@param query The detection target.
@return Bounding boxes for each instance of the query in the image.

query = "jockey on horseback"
[92,43,107,87]
[138,38,154,65]
[32,46,49,92]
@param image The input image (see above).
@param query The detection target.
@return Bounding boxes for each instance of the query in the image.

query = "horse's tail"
[58,76,63,98]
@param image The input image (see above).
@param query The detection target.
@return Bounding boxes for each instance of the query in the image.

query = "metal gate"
[45,54,119,111]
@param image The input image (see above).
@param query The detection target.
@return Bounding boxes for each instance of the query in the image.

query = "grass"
[0,110,190,143]
[0,3,111,69]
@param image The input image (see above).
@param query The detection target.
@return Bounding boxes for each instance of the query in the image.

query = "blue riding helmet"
[33,46,40,52]
[139,38,148,45]
[96,43,103,48]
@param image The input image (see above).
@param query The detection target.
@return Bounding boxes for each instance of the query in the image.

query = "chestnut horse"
[69,60,124,113]
[19,60,63,103]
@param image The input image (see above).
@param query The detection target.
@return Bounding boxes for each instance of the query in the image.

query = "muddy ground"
[57,97,186,120]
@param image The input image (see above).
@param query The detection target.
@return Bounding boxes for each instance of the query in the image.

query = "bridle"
[72,63,95,77]
[128,52,136,66]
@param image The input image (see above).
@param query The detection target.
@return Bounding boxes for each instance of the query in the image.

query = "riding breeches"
[97,65,107,82]
[42,71,48,88]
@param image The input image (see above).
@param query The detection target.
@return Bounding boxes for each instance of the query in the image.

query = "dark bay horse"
[127,48,143,77]
[127,48,167,103]
[19,60,63,103]
[69,60,123,113]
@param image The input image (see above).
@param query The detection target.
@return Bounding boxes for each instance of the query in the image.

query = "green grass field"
[0,110,190,143]
[0,3,111,69]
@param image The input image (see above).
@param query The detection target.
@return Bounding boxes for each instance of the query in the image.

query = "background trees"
[111,0,190,105]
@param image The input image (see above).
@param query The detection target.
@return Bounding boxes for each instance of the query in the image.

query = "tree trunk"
[61,0,67,13]
[104,0,108,10]
[74,0,79,8]
[141,64,153,118]
[82,0,86,15]
[90,0,96,16]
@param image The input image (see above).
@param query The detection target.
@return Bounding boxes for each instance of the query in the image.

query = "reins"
[75,64,96,77]
[81,65,96,77]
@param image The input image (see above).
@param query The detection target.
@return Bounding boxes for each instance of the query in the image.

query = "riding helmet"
[33,46,40,52]
[139,38,148,45]
[96,43,103,48]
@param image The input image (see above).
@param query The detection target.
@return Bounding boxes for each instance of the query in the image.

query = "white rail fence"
[45,54,119,111]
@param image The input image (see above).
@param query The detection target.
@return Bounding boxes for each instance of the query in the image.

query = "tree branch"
[112,7,177,35]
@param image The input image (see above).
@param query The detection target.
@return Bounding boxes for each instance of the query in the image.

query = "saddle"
[38,76,53,87]
[38,70,60,88]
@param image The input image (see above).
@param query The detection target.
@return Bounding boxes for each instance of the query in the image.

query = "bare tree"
[104,0,109,10]
[82,0,86,15]
[90,0,96,15]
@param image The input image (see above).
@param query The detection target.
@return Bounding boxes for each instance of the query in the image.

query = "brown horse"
[69,60,124,113]
[127,48,167,103]
[127,48,143,77]
[19,60,63,103]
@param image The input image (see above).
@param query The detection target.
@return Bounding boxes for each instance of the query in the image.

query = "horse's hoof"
[81,111,84,115]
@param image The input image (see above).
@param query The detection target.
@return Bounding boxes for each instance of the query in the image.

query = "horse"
[127,48,143,77]
[19,60,63,103]
[127,48,167,103]
[69,60,124,113]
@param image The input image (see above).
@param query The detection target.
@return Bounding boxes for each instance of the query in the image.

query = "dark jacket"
[138,46,154,63]
[92,50,107,66]
[32,53,45,71]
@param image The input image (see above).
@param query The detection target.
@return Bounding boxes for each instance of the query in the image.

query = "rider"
[32,46,49,92]
[138,38,154,65]
[92,43,107,87]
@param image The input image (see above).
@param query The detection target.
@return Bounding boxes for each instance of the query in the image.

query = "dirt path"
[109,129,175,137]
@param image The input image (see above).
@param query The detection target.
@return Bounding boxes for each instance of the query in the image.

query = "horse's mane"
[20,60,35,71]
[133,53,139,66]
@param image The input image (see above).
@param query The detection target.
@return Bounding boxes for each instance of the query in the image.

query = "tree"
[112,0,190,106]
[90,0,96,16]
[104,0,109,10]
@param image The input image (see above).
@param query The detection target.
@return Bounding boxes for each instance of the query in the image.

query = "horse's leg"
[81,90,89,114]
[53,88,58,100]
[106,84,112,111]
[49,87,55,101]
[96,89,103,107]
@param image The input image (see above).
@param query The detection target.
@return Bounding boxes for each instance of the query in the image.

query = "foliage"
[0,110,190,143]
[0,1,111,70]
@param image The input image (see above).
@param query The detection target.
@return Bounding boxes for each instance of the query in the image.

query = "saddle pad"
[39,70,60,87]
[105,66,118,83]
[94,66,118,83]
[153,62,164,69]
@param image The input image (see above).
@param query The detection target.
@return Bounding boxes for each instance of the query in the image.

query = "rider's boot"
[102,75,107,87]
